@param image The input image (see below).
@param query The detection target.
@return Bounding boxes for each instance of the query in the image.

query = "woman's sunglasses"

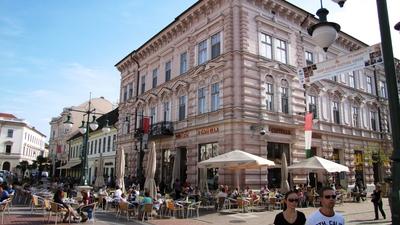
[287,198,299,203]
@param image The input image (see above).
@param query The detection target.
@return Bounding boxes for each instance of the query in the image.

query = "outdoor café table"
[176,200,192,218]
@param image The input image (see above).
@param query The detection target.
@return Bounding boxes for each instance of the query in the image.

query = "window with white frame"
[352,106,359,127]
[198,40,207,65]
[349,72,356,88]
[141,75,146,94]
[308,95,318,119]
[150,106,157,124]
[265,82,274,111]
[260,33,272,59]
[305,51,314,65]
[180,52,187,74]
[275,39,287,64]
[370,111,377,131]
[366,76,373,93]
[163,101,171,121]
[211,33,221,59]
[211,83,220,111]
[5,144,11,154]
[7,129,13,138]
[332,101,340,124]
[198,87,206,114]
[379,80,387,98]
[165,61,171,82]
[281,80,289,114]
[152,68,158,88]
[178,95,187,121]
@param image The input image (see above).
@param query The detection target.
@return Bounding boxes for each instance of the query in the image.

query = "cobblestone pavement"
[2,198,391,225]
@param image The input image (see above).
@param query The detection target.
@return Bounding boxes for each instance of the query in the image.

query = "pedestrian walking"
[273,190,306,225]
[371,184,386,220]
[306,186,345,225]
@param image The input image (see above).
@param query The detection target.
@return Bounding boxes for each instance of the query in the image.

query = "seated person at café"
[98,186,109,210]
[5,184,15,195]
[53,189,80,223]
[77,190,93,222]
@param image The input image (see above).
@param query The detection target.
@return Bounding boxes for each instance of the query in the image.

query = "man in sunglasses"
[306,186,345,225]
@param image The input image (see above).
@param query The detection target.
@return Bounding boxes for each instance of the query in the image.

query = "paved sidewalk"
[2,198,392,225]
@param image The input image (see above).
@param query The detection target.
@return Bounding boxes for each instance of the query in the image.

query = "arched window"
[2,161,10,171]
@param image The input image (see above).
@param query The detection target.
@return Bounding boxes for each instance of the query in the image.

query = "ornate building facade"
[116,0,391,191]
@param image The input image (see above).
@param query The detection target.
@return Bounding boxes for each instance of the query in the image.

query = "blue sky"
[0,0,399,140]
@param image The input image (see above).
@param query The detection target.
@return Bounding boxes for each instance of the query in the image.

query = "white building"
[0,113,47,172]
[49,97,114,177]
[62,108,118,185]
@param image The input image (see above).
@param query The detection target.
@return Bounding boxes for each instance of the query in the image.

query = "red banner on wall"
[142,117,150,133]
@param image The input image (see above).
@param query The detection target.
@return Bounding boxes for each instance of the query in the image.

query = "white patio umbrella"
[171,150,181,189]
[198,150,275,189]
[280,152,290,193]
[197,150,275,170]
[116,147,125,193]
[94,153,105,188]
[287,156,349,173]
[144,142,157,199]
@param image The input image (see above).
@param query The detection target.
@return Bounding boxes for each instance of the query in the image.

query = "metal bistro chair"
[116,201,136,221]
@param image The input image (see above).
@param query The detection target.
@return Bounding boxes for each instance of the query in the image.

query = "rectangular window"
[128,82,133,99]
[94,140,97,154]
[107,136,111,152]
[199,143,219,190]
[260,33,272,59]
[178,95,186,121]
[141,75,146,94]
[112,135,116,151]
[163,102,170,121]
[152,68,158,88]
[211,33,221,59]
[308,95,318,119]
[352,106,359,127]
[90,141,93,155]
[165,61,171,82]
[265,83,273,111]
[98,139,102,154]
[7,129,13,138]
[211,83,220,111]
[366,76,372,93]
[333,102,340,124]
[123,85,128,102]
[281,87,289,114]
[370,111,377,131]
[180,52,187,74]
[198,87,206,114]
[349,72,356,88]
[5,145,11,154]
[198,40,207,65]
[305,51,314,65]
[275,39,287,64]
[150,107,157,124]
[379,81,387,98]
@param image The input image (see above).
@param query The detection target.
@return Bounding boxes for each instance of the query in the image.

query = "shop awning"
[57,160,81,169]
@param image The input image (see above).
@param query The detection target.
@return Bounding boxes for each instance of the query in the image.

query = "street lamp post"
[63,96,104,186]
[133,114,149,190]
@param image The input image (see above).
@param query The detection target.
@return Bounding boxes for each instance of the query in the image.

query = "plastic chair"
[31,195,46,214]
[165,199,184,218]
[187,201,201,218]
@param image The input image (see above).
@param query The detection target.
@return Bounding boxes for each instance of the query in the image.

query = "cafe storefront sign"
[197,126,219,135]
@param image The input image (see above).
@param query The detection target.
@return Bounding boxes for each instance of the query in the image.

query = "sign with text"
[297,43,383,84]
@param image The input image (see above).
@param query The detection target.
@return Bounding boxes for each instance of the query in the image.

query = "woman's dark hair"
[144,191,150,197]
[284,190,297,200]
